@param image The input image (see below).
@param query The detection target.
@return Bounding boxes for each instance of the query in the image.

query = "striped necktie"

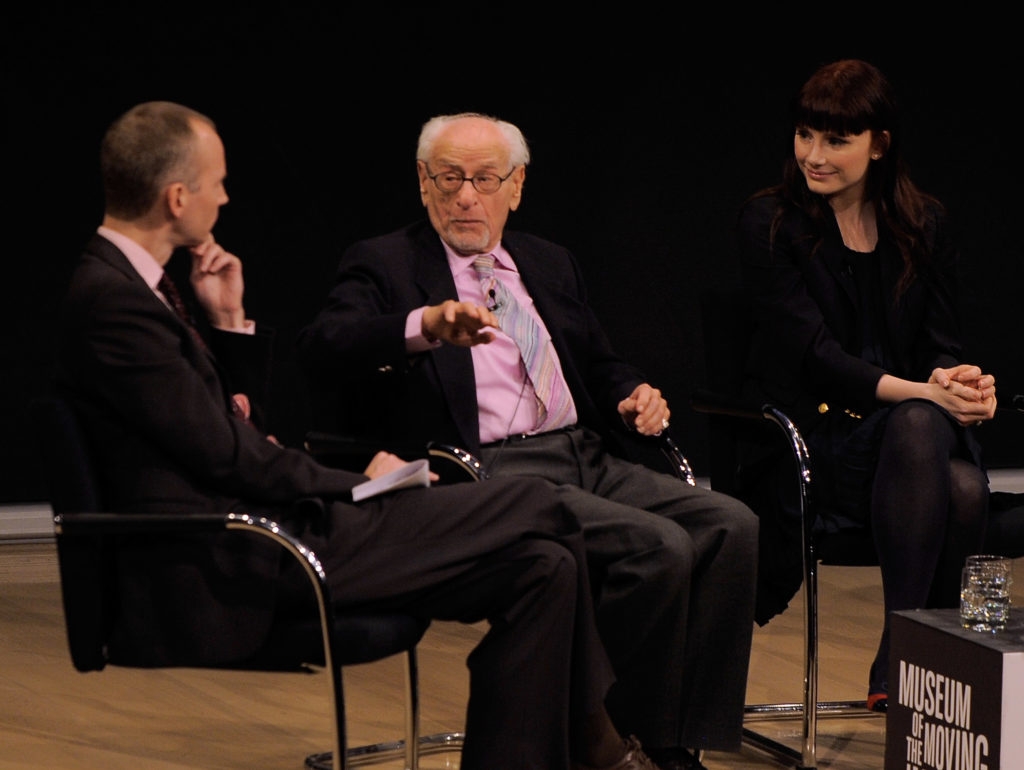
[472,255,573,432]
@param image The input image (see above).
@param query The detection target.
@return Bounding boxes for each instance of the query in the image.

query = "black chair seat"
[250,613,430,671]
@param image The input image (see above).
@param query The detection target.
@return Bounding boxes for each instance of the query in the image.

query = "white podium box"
[886,608,1024,770]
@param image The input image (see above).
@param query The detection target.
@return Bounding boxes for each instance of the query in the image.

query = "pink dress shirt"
[404,243,577,444]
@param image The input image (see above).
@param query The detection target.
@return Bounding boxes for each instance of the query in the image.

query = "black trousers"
[284,474,615,770]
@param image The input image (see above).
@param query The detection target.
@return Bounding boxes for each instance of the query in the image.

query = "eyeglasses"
[424,164,518,194]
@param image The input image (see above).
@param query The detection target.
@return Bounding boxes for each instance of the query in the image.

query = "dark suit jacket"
[736,193,963,433]
[297,220,648,457]
[56,233,369,665]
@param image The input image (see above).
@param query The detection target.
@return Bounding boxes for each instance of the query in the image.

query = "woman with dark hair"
[736,59,998,711]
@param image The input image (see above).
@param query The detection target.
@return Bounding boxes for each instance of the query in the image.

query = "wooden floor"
[1,542,1022,770]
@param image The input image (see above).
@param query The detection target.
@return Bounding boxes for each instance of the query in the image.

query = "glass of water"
[960,554,1013,632]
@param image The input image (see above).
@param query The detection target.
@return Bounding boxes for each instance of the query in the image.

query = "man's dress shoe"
[575,735,661,770]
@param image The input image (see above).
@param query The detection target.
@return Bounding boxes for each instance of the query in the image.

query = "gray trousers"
[480,427,759,752]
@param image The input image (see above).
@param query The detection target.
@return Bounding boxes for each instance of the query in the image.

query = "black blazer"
[297,221,648,456]
[736,194,963,432]
[56,234,369,664]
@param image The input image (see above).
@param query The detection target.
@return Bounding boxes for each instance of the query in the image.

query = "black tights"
[867,401,988,693]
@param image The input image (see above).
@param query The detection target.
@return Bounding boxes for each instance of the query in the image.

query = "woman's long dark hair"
[752,59,942,296]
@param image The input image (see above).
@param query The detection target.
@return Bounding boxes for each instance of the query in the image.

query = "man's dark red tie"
[157,272,208,352]
[158,272,254,426]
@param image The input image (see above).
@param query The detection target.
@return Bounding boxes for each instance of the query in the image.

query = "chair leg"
[404,646,419,770]
[741,557,821,769]
[739,408,881,769]
[741,556,879,770]
[404,638,464,762]
[305,647,465,770]
[802,545,820,767]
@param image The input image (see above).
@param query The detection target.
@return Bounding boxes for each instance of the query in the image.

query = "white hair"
[416,112,531,167]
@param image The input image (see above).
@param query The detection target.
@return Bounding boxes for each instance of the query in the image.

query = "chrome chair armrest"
[659,434,696,486]
[304,430,485,485]
[427,441,486,482]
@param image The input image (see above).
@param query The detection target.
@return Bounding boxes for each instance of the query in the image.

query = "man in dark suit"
[54,100,663,770]
[296,112,759,770]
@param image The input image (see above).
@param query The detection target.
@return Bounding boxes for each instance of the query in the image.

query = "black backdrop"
[4,10,1022,503]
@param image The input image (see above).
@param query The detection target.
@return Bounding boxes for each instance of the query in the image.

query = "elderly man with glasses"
[296,112,758,770]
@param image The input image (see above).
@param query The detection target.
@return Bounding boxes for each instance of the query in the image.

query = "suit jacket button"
[818,402,829,414]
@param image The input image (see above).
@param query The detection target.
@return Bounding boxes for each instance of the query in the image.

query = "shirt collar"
[96,226,164,290]
[440,239,518,279]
